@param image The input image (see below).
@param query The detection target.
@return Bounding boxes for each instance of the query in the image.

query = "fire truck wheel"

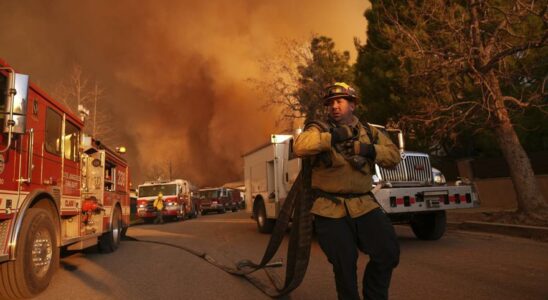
[201,210,207,216]
[254,201,275,234]
[231,204,238,212]
[99,207,122,253]
[410,210,446,240]
[218,207,226,214]
[0,208,59,299]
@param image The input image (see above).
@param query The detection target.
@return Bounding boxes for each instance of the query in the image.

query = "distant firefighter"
[153,192,165,224]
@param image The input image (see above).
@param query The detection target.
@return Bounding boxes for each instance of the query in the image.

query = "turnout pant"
[154,210,164,224]
[314,208,400,300]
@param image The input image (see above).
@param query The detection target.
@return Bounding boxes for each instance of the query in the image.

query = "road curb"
[447,221,548,241]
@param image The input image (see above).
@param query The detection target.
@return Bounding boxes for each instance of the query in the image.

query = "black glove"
[348,155,368,170]
[330,125,354,145]
[356,142,376,160]
[337,140,357,156]
[338,141,376,159]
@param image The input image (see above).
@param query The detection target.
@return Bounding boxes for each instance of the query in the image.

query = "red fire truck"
[0,60,130,298]
[196,187,241,215]
[137,179,198,222]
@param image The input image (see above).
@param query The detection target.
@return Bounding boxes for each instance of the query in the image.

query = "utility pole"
[169,161,172,181]
[76,69,81,109]
[93,82,98,137]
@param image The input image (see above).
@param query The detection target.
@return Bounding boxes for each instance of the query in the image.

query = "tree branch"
[484,18,508,56]
[468,0,486,67]
[479,32,548,72]
[502,96,530,108]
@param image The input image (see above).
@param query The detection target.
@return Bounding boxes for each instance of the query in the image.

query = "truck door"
[266,160,275,201]
[265,160,279,218]
[62,120,81,215]
[283,139,301,191]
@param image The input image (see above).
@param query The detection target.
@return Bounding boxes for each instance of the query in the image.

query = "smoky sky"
[0,0,369,187]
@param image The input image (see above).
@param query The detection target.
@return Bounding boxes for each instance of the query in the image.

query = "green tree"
[295,36,355,121]
[356,0,548,219]
[354,5,408,125]
[354,2,439,153]
[255,36,354,125]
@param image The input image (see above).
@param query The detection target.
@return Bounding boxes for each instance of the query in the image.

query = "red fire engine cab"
[0,60,130,298]
[196,187,241,215]
[137,179,198,222]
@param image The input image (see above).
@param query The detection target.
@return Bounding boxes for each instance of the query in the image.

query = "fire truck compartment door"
[82,150,105,202]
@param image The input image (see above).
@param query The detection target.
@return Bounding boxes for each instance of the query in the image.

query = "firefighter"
[153,192,165,224]
[293,82,401,300]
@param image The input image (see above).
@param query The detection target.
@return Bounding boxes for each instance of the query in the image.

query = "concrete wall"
[473,175,548,210]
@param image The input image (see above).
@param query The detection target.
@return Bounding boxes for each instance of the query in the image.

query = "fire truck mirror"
[3,73,29,134]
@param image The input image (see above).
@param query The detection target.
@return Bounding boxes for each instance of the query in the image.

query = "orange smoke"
[0,0,369,186]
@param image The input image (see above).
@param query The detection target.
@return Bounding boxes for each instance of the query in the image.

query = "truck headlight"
[432,168,446,185]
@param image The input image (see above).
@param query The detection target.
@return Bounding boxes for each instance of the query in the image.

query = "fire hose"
[125,158,314,298]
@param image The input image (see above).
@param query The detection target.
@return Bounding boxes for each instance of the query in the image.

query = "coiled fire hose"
[125,158,314,298]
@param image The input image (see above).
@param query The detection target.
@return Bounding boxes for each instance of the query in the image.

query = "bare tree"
[372,0,547,219]
[53,65,90,113]
[88,82,115,145]
[249,38,313,127]
[143,165,167,182]
[52,64,116,145]
[251,36,355,127]
[142,159,181,182]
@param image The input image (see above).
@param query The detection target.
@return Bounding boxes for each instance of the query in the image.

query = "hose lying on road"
[125,158,314,298]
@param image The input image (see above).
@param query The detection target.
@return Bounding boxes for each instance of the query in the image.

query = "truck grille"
[378,153,432,185]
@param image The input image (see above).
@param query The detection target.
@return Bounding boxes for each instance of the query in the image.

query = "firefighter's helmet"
[323,82,358,105]
[158,192,163,198]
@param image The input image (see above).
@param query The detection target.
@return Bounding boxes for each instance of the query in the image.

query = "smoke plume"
[0,0,368,186]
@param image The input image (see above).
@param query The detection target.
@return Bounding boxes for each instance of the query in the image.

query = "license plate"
[426,199,440,208]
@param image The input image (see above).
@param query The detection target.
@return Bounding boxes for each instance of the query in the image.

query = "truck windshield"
[139,184,178,197]
[203,190,220,198]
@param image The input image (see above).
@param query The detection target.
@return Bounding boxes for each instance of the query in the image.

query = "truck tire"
[99,207,122,253]
[231,204,238,212]
[411,210,446,240]
[0,208,59,299]
[254,200,275,234]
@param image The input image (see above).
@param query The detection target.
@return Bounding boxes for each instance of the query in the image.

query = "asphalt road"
[35,211,548,300]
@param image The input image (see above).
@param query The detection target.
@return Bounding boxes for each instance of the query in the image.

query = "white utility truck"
[243,128,479,240]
